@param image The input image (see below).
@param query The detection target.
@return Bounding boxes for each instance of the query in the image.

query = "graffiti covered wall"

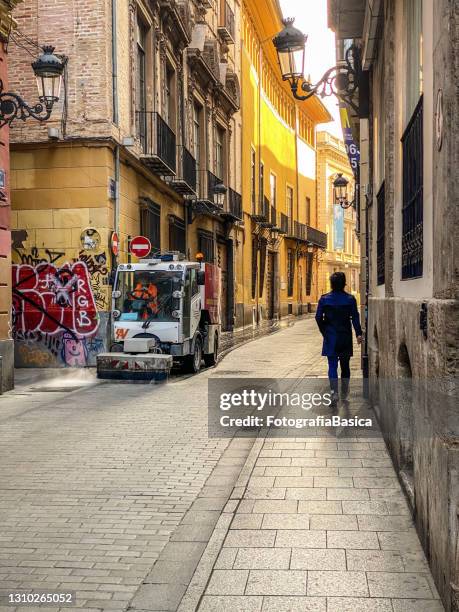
[12,244,110,368]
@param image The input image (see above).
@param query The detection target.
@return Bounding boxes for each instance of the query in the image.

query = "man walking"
[315,272,362,400]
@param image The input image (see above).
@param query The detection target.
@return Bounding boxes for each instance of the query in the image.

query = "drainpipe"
[111,0,120,240]
[112,0,119,126]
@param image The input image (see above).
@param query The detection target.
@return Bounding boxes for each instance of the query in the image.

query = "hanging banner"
[339,103,360,178]
[333,204,344,251]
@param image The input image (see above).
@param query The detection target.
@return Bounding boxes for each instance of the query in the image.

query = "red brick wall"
[8,0,112,144]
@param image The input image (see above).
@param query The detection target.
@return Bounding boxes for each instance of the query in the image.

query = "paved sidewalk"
[177,323,444,611]
[0,318,443,611]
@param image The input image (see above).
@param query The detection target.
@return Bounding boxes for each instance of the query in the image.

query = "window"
[169,215,186,255]
[405,0,423,122]
[193,103,203,196]
[376,182,385,285]
[305,197,311,225]
[287,249,295,297]
[270,173,277,208]
[164,64,176,130]
[259,162,264,210]
[250,148,256,214]
[287,186,294,235]
[258,238,266,298]
[136,19,148,145]
[251,235,258,299]
[198,230,215,263]
[401,97,423,279]
[140,200,161,255]
[214,125,225,180]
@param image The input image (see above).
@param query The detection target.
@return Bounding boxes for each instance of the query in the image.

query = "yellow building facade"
[316,131,360,300]
[238,0,330,326]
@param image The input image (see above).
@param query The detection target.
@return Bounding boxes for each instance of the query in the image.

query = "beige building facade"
[316,131,360,300]
[329,1,459,609]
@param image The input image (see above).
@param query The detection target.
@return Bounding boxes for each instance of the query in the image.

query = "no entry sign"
[111,231,119,256]
[129,235,152,258]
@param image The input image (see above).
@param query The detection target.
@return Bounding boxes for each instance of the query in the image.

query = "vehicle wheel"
[204,334,218,367]
[183,335,202,373]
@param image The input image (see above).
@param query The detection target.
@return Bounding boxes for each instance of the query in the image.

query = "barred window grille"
[198,230,215,263]
[169,216,186,256]
[376,182,385,285]
[258,239,267,298]
[251,235,258,300]
[401,96,423,279]
[141,200,161,255]
[287,248,295,297]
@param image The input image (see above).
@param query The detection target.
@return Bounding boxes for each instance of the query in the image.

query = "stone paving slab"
[179,319,444,611]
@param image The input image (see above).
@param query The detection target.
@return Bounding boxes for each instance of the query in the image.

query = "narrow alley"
[0,319,442,611]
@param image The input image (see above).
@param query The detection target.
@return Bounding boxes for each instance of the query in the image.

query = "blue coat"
[315,291,362,357]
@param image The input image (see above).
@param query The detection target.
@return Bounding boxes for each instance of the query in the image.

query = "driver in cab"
[129,273,158,319]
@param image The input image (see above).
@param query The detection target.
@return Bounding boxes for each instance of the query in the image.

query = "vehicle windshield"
[115,270,183,323]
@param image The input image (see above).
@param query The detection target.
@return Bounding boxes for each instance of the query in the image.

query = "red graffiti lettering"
[12,262,99,338]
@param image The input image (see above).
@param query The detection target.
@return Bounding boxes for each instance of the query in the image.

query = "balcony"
[279,213,289,235]
[270,206,279,229]
[192,170,224,217]
[294,221,308,242]
[217,1,235,43]
[168,146,197,195]
[136,111,176,176]
[306,225,327,249]
[251,195,269,223]
[221,187,243,222]
[260,197,275,228]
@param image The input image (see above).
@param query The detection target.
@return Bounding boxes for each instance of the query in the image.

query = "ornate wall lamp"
[333,173,354,209]
[273,18,361,114]
[0,45,66,127]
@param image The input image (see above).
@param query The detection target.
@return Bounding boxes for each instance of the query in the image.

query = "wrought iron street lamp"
[333,173,353,209]
[213,182,227,207]
[273,18,361,113]
[0,45,65,128]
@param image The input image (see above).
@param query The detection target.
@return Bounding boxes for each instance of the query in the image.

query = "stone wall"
[367,1,459,610]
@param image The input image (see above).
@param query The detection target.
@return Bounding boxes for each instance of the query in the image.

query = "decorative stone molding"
[225,70,241,108]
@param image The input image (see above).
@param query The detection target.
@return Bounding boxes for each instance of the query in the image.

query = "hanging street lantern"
[32,46,65,109]
[273,18,307,86]
[333,173,353,209]
[213,182,227,208]
[273,18,361,114]
[0,45,66,128]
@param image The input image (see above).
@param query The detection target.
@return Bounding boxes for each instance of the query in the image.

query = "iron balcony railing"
[218,1,235,43]
[169,145,197,195]
[136,111,176,175]
[294,221,308,242]
[252,195,269,222]
[195,169,224,206]
[207,170,223,205]
[306,225,327,249]
[228,187,243,220]
[401,96,423,279]
[279,213,289,234]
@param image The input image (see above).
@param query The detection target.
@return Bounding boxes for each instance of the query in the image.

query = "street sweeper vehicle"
[96,253,221,380]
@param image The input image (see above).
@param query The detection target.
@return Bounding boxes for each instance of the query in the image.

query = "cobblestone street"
[0,319,443,611]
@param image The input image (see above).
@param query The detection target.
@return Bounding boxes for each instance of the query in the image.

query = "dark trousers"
[327,356,351,393]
